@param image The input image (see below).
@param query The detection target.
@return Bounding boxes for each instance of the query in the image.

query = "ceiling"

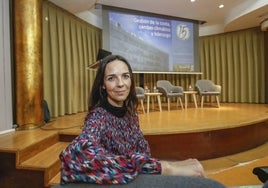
[48,0,268,36]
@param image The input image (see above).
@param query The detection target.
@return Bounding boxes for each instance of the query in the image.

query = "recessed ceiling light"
[219,4,224,8]
[190,0,196,2]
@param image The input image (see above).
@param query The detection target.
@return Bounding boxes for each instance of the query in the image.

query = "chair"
[195,79,221,108]
[135,87,145,114]
[156,80,184,111]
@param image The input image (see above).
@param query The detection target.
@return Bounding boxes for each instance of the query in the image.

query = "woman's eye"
[123,74,130,79]
[107,76,115,81]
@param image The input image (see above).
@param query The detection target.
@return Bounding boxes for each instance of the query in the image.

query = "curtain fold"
[43,2,101,117]
[200,28,265,103]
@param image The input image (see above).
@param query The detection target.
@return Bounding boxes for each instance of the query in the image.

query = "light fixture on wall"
[259,12,268,31]
[218,4,224,8]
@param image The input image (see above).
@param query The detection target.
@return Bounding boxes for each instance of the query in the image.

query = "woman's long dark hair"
[88,55,138,115]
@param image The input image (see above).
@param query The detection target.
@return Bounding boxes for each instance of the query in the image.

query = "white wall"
[75,9,102,29]
[0,0,14,133]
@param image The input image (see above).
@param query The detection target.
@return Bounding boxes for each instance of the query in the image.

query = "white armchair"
[195,79,221,108]
[135,87,145,113]
[156,80,184,111]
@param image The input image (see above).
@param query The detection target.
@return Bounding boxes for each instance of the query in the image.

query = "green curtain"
[42,2,101,117]
[200,28,265,103]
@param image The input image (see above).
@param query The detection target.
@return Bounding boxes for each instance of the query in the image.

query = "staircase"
[0,128,75,188]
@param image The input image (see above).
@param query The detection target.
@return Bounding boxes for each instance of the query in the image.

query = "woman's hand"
[161,158,206,177]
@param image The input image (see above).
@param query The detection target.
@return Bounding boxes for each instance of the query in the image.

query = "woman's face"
[103,60,131,107]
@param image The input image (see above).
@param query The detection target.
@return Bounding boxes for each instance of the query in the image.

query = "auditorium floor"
[203,142,268,187]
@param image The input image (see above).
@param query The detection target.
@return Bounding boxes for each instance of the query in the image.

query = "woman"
[59,54,205,185]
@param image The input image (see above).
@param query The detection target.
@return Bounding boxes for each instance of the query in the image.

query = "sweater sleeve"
[59,110,161,185]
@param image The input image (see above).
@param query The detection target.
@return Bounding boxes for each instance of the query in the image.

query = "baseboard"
[0,128,15,135]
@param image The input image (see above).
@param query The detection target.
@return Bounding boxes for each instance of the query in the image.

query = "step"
[18,142,69,187]
[0,129,58,156]
[58,128,81,142]
[18,132,59,165]
[202,141,268,173]
[49,172,61,187]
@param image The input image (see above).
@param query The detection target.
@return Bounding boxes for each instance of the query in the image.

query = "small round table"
[144,92,162,113]
[183,91,198,109]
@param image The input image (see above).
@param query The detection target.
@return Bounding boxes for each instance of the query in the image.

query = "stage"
[43,103,268,160]
[139,103,268,135]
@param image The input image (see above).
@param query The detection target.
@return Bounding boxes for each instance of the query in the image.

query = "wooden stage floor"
[138,103,268,135]
[45,102,268,135]
[43,102,268,144]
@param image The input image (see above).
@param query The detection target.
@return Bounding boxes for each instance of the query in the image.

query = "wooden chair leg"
[167,98,170,111]
[196,94,200,106]
[179,97,184,110]
[141,99,145,113]
[216,96,220,108]
[201,96,204,108]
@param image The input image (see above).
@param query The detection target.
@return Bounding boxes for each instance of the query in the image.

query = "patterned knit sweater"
[59,103,161,185]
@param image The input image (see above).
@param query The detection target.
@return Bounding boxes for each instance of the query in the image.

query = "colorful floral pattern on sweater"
[60,107,161,184]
